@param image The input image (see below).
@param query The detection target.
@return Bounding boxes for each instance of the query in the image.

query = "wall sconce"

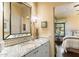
[26,16,30,19]
[31,16,38,23]
[31,15,39,29]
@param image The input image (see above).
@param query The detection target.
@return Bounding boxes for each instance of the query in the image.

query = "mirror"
[11,2,31,35]
[3,2,10,39]
[3,2,31,39]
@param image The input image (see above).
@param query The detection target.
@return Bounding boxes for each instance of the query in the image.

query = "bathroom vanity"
[0,38,50,57]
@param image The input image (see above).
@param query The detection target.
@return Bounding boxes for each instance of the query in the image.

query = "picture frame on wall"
[41,21,47,28]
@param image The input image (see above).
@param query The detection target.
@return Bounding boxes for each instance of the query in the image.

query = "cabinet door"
[43,42,49,57]
[38,41,49,57]
[24,49,39,57]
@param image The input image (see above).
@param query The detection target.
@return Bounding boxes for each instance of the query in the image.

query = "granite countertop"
[0,37,49,57]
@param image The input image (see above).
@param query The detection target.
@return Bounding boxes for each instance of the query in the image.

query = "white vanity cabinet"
[24,41,49,57]
[39,41,49,57]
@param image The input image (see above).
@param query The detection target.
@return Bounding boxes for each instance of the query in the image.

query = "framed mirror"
[3,2,10,39]
[3,2,32,39]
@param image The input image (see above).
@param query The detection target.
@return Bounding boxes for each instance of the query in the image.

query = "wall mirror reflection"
[3,2,10,39]
[11,2,31,35]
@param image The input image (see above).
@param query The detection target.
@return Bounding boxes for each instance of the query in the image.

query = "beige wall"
[66,14,79,30]
[36,3,55,57]
[64,14,79,36]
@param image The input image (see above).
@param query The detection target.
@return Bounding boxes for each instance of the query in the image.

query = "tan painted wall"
[67,15,79,30]
[36,3,55,57]
[65,14,79,36]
